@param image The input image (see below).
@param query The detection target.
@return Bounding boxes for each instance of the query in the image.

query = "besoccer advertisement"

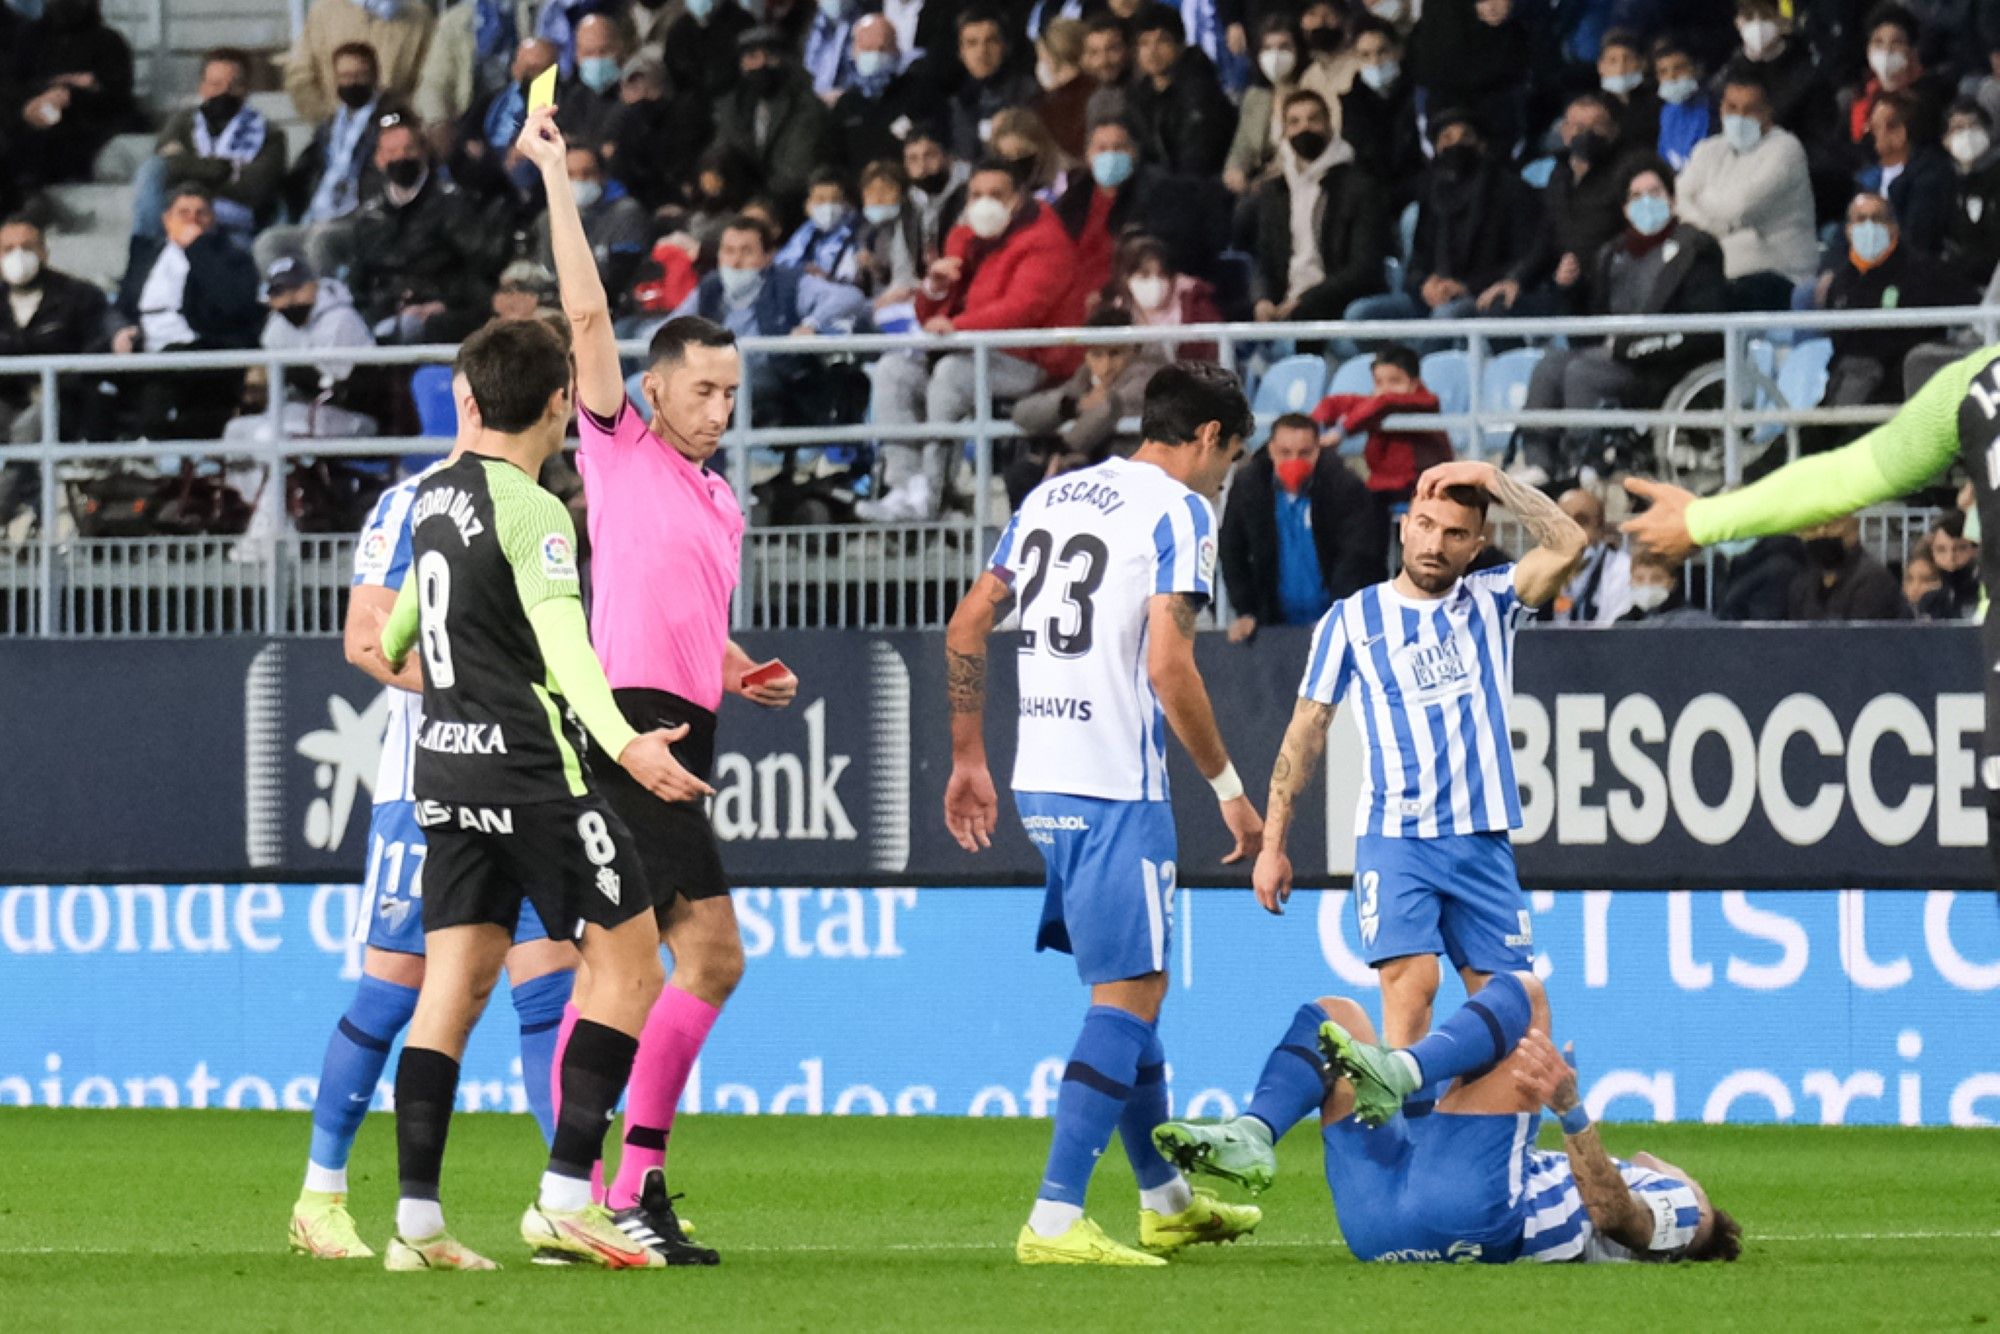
[0,627,1996,1123]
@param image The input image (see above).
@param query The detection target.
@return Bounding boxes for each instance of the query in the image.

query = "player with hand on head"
[523,104,794,1264]
[288,360,579,1262]
[372,318,708,1271]
[1623,344,2000,881]
[1237,459,1583,1137]
[945,361,1266,1266]
[1157,975,1743,1265]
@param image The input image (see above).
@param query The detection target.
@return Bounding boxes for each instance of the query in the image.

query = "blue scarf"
[474,0,515,62]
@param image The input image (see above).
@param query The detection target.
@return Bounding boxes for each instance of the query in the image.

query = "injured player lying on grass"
[1154,971,1743,1265]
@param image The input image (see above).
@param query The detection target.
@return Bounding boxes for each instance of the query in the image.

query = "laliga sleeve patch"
[356,529,393,578]
[1197,535,1218,585]
[540,533,579,582]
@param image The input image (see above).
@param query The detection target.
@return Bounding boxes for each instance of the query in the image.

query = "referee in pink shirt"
[523,108,799,1263]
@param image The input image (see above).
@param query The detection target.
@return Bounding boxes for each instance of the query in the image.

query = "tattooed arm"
[1148,592,1263,864]
[943,570,1010,852]
[1252,695,1336,914]
[1416,460,1587,607]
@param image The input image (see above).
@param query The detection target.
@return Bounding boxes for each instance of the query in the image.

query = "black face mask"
[336,82,376,110]
[742,65,783,98]
[277,303,313,328]
[913,169,950,195]
[1288,130,1330,162]
[1435,143,1483,178]
[384,157,426,189]
[1569,129,1614,169]
[199,93,244,134]
[1805,536,1848,569]
[1304,26,1343,53]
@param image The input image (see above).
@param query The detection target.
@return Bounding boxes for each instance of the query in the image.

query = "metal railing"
[0,305,1990,635]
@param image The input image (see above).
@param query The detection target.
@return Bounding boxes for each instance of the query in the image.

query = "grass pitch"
[3,1110,1995,1331]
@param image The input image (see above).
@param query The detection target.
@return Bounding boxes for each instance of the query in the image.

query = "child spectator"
[1311,343,1452,526]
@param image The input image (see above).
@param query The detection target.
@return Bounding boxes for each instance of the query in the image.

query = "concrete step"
[46,230,131,290]
[94,132,159,185]
[47,181,137,231]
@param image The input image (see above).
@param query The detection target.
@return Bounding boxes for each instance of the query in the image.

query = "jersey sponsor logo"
[411,800,515,833]
[356,529,392,575]
[1041,476,1128,515]
[540,533,578,582]
[417,720,510,756]
[1020,813,1090,832]
[1018,695,1094,721]
[409,486,487,546]
[1405,637,1471,695]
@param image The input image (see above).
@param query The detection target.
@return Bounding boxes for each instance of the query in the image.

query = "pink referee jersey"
[577,401,744,712]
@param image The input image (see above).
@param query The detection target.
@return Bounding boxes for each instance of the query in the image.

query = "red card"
[742,659,791,688]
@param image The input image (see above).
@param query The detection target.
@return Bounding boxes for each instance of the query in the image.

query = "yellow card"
[527,65,557,114]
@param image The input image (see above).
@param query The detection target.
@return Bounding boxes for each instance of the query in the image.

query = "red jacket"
[1312,386,1453,495]
[918,200,1087,380]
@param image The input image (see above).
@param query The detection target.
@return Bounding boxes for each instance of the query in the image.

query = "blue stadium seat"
[1778,337,1833,410]
[1479,347,1543,459]
[1251,353,1329,446]
[1326,354,1376,457]
[1520,156,1557,188]
[404,363,456,473]
[1418,349,1471,452]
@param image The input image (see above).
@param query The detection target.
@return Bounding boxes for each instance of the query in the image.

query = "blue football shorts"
[1351,830,1531,974]
[1321,1110,1539,1264]
[1015,792,1178,985]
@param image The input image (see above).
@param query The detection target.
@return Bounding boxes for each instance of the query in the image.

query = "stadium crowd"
[0,0,1991,621]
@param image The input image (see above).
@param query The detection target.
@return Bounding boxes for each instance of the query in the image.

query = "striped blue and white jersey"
[1517,1149,1704,1263]
[1300,567,1530,838]
[991,456,1218,803]
[351,475,427,805]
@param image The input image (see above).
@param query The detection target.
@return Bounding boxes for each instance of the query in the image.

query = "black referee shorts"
[416,793,649,939]
[595,687,731,922]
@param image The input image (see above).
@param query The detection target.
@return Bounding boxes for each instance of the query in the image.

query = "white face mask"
[809,201,845,231]
[718,263,763,300]
[1127,274,1169,310]
[853,49,892,79]
[1368,0,1403,20]
[1737,18,1779,59]
[863,201,900,224]
[0,247,40,286]
[1722,113,1764,153]
[1868,47,1908,83]
[1358,60,1399,92]
[1600,70,1642,97]
[1657,75,1698,105]
[964,195,1011,239]
[1950,127,1991,166]
[570,178,603,210]
[1258,48,1296,84]
[1630,583,1671,613]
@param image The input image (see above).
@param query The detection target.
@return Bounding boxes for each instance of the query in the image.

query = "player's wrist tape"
[1557,1104,1591,1136]
[1208,762,1244,803]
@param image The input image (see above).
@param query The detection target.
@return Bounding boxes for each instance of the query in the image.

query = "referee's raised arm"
[517,106,626,420]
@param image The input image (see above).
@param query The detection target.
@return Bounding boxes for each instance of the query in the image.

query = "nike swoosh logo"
[347,1093,371,1103]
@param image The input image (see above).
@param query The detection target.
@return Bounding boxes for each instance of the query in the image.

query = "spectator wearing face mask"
[1478,93,1644,315]
[1226,16,1303,193]
[1786,514,1906,621]
[1241,90,1389,323]
[1294,0,1359,130]
[669,213,870,424]
[663,0,755,101]
[858,158,1084,521]
[1858,90,1954,258]
[777,168,864,283]
[830,15,935,172]
[1340,16,1422,206]
[4,0,138,193]
[1918,510,1979,619]
[133,48,288,246]
[716,26,834,207]
[1346,108,1540,335]
[1674,69,1818,310]
[1005,305,1165,508]
[1101,234,1221,361]
[286,0,435,124]
[1310,342,1451,526]
[1943,98,2000,289]
[901,123,970,257]
[414,0,536,129]
[1542,487,1632,624]
[0,216,108,467]
[1811,191,1971,409]
[268,42,388,275]
[532,142,648,302]
[1651,37,1717,172]
[852,159,926,298]
[601,51,712,212]
[1714,0,1848,223]
[1053,118,1221,297]
[1219,411,1386,643]
[1849,3,1948,148]
[1616,550,1711,625]
[1597,28,1660,148]
[1514,161,1726,485]
[1901,547,1943,616]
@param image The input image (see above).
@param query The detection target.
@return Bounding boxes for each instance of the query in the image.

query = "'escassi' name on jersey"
[410,486,487,544]
[418,720,510,755]
[1041,477,1128,515]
